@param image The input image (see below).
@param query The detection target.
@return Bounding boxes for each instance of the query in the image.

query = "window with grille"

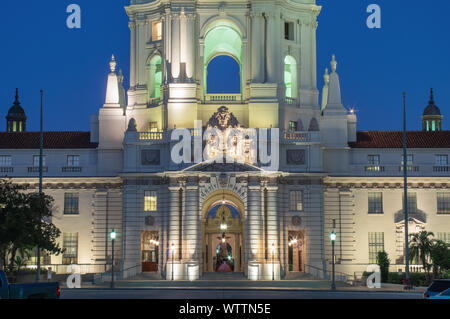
[435,155,448,166]
[437,193,450,214]
[144,191,157,212]
[288,121,297,132]
[403,192,418,213]
[368,232,384,264]
[437,232,450,244]
[149,122,158,132]
[64,193,79,215]
[368,192,383,214]
[62,233,78,265]
[152,21,162,41]
[67,155,80,167]
[33,155,46,167]
[366,155,383,171]
[0,156,12,167]
[289,191,303,211]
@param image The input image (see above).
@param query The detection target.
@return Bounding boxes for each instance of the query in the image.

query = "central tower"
[125,0,321,132]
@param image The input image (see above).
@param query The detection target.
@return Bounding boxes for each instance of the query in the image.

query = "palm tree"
[409,231,434,284]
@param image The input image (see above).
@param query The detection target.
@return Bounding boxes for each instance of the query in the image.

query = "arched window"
[148,55,162,100]
[284,56,298,99]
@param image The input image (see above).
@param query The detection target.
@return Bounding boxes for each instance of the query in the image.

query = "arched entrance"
[202,190,245,273]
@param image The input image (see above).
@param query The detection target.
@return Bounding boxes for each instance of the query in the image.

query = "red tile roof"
[350,131,450,149]
[0,132,98,149]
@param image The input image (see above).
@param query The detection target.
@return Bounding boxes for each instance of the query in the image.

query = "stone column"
[185,14,195,79]
[266,13,277,83]
[265,186,280,280]
[171,14,180,79]
[251,13,263,83]
[247,185,262,261]
[184,186,199,260]
[129,21,136,88]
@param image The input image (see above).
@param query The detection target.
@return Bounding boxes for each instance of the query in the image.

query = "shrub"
[376,251,390,283]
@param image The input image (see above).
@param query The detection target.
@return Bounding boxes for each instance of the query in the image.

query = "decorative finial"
[110,54,117,73]
[324,68,330,84]
[330,54,337,73]
[430,88,434,103]
[15,88,19,102]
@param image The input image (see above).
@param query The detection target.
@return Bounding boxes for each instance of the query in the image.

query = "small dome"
[6,88,27,121]
[423,88,441,116]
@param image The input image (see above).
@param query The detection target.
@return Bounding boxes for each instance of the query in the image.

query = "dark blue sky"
[0,0,449,132]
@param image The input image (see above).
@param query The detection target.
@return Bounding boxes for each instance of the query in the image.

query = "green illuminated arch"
[148,54,162,100]
[284,55,298,99]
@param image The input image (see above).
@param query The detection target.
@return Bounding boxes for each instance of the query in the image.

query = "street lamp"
[330,231,336,290]
[110,229,116,289]
[271,243,275,281]
[171,243,175,281]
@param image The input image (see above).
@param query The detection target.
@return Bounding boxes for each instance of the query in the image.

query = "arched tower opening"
[284,55,298,100]
[203,21,243,96]
[148,54,162,102]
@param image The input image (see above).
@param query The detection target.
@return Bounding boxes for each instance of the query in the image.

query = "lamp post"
[171,243,175,281]
[402,92,411,290]
[37,89,44,283]
[271,243,275,281]
[110,229,116,289]
[330,231,336,290]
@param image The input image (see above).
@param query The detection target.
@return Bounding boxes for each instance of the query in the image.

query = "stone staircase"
[200,272,247,281]
[283,272,316,280]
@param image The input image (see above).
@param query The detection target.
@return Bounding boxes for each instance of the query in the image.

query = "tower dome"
[6,88,27,132]
[422,88,442,132]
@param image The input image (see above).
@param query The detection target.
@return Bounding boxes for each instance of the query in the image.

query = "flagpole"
[36,89,43,282]
[403,91,410,289]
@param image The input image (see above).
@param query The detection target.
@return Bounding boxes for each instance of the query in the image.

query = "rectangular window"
[368,155,380,166]
[33,155,46,167]
[289,191,303,211]
[401,154,414,166]
[288,121,297,132]
[435,155,448,166]
[149,122,158,132]
[437,192,450,214]
[62,233,78,265]
[64,193,79,215]
[368,192,383,214]
[403,192,417,213]
[144,191,157,212]
[437,232,450,244]
[152,21,162,41]
[0,156,12,167]
[368,232,384,264]
[284,22,294,41]
[67,155,80,167]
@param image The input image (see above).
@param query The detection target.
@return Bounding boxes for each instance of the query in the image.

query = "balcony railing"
[434,165,450,172]
[148,97,160,107]
[0,167,13,173]
[285,97,299,106]
[62,166,82,173]
[365,166,385,172]
[139,132,163,140]
[204,94,242,103]
[28,167,48,173]
[283,131,309,142]
[399,166,420,172]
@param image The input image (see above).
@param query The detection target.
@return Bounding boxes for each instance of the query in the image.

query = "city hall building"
[1,0,449,281]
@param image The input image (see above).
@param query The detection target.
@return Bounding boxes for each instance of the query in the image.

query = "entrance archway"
[202,190,245,273]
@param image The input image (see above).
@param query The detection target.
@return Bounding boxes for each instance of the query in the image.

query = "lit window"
[366,155,383,172]
[0,156,12,167]
[288,121,297,132]
[368,192,383,214]
[62,233,78,265]
[290,191,303,211]
[368,232,384,264]
[152,21,162,41]
[437,193,450,214]
[149,122,158,132]
[67,155,80,167]
[33,155,46,167]
[64,193,79,215]
[144,191,157,212]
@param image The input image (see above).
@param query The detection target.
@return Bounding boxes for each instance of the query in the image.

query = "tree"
[376,251,390,283]
[409,231,434,284]
[430,240,450,278]
[0,179,63,278]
